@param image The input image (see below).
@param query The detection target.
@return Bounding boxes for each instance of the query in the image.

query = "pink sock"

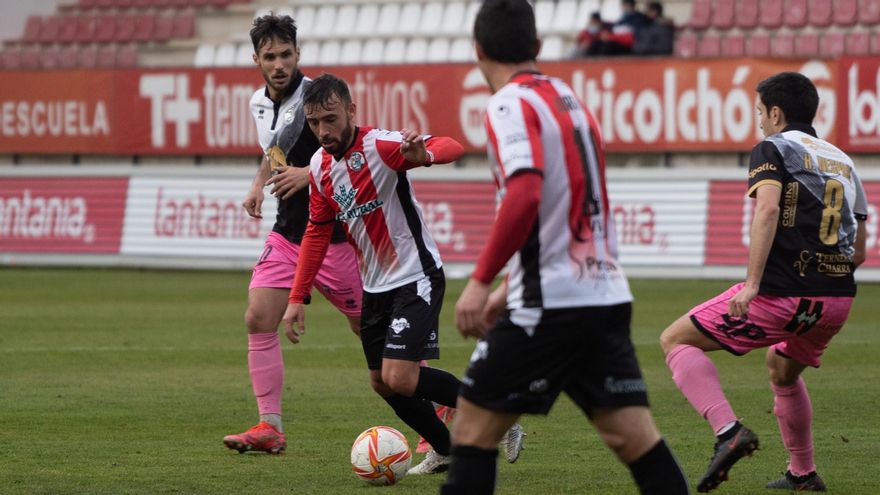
[248,332,284,416]
[771,377,815,476]
[666,344,737,434]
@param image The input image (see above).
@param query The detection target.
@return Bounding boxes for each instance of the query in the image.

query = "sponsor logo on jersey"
[332,184,357,211]
[332,184,384,221]
[749,162,777,178]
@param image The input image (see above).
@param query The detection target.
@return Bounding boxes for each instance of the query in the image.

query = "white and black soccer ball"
[350,426,412,485]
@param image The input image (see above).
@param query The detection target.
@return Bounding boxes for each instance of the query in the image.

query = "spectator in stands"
[573,12,631,57]
[633,2,675,55]
[617,0,650,34]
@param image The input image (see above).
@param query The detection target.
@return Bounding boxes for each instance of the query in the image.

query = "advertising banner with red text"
[704,180,880,268]
[0,177,128,253]
[0,59,840,155]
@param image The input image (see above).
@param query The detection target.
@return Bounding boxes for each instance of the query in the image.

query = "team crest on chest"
[347,152,365,172]
[283,108,295,124]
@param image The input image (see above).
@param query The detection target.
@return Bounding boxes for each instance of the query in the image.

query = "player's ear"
[252,51,259,66]
[347,101,357,121]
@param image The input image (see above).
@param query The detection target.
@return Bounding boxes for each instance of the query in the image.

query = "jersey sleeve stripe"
[747,178,783,197]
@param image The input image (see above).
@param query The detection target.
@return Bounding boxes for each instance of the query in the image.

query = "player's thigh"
[590,406,661,463]
[245,287,291,333]
[451,397,520,450]
[313,242,363,318]
[770,295,853,368]
[660,313,723,354]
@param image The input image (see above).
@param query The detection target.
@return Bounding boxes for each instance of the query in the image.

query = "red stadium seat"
[76,16,98,43]
[23,16,42,43]
[808,0,832,27]
[116,0,134,8]
[721,33,745,56]
[132,15,155,42]
[1,49,22,70]
[675,31,697,57]
[746,33,771,56]
[115,15,136,42]
[170,13,195,38]
[77,45,98,67]
[784,0,807,27]
[58,16,79,43]
[820,32,845,57]
[860,0,880,24]
[79,0,98,8]
[58,46,79,69]
[153,15,173,41]
[711,0,735,29]
[20,46,40,69]
[688,0,712,29]
[117,45,138,67]
[40,47,61,69]
[770,33,794,56]
[96,0,115,8]
[39,16,61,44]
[207,0,232,7]
[794,33,819,56]
[697,33,721,57]
[834,0,858,25]
[132,0,153,8]
[736,0,759,28]
[94,15,116,43]
[760,0,784,28]
[845,31,870,55]
[97,45,117,67]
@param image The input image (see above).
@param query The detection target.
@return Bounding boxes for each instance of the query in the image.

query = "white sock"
[260,413,283,433]
[716,420,738,436]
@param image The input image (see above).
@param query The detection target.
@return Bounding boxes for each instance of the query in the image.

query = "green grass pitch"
[0,267,877,494]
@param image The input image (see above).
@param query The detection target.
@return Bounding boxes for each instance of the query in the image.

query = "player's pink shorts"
[688,283,853,368]
[249,231,362,317]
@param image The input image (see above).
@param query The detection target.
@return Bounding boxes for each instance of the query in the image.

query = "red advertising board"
[0,59,841,155]
[704,180,880,268]
[837,57,880,152]
[0,177,128,253]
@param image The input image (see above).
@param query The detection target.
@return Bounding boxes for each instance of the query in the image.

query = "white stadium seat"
[397,3,422,36]
[464,1,480,33]
[427,37,450,62]
[295,5,316,39]
[193,43,215,67]
[440,2,466,36]
[576,0,600,31]
[405,38,428,63]
[299,40,319,67]
[276,6,294,21]
[361,38,385,64]
[335,5,358,38]
[312,5,337,40]
[448,38,474,62]
[383,37,407,64]
[254,7,271,20]
[338,39,362,65]
[419,2,445,36]
[213,42,237,67]
[377,3,401,36]
[235,42,253,66]
[354,4,380,37]
[551,0,579,34]
[538,35,565,61]
[535,0,556,33]
[319,40,341,66]
[600,0,622,23]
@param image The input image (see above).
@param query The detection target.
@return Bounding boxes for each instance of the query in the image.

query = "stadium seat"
[115,15,136,43]
[193,43,215,67]
[464,1,480,33]
[0,49,22,70]
[535,0,556,33]
[213,42,236,66]
[808,0,832,27]
[405,38,428,63]
[94,15,116,43]
[77,45,98,67]
[19,46,40,69]
[312,5,336,39]
[760,0,784,28]
[39,16,61,44]
[819,32,845,57]
[253,7,271,20]
[770,33,794,56]
[711,0,735,29]
[696,32,721,57]
[338,39,362,65]
[153,14,172,41]
[170,13,195,39]
[58,16,79,43]
[377,4,401,37]
[334,4,358,36]
[383,37,406,64]
[23,16,42,43]
[721,33,745,56]
[550,0,578,35]
[298,40,319,66]
[784,0,807,28]
[419,2,445,36]
[845,31,870,55]
[75,16,97,43]
[860,0,880,25]
[361,38,385,65]
[794,32,820,56]
[735,0,759,28]
[97,45,117,68]
[40,47,61,69]
[538,35,564,60]
[79,0,98,9]
[427,38,450,63]
[674,31,697,57]
[440,2,466,36]
[746,33,771,56]
[294,5,316,39]
[688,0,712,29]
[96,0,114,8]
[234,42,252,66]
[574,0,600,32]
[132,15,155,42]
[319,40,341,66]
[396,3,422,36]
[353,4,379,38]
[600,0,621,21]
[117,45,138,67]
[834,0,858,26]
[448,37,474,62]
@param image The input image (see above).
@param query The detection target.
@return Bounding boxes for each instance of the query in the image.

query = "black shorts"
[459,302,648,416]
[360,269,445,370]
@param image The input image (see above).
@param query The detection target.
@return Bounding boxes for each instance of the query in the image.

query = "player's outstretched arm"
[397,128,465,168]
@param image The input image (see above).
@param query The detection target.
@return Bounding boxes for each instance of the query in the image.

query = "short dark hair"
[647,2,663,16]
[250,14,297,54]
[474,0,539,63]
[755,72,818,125]
[303,73,353,110]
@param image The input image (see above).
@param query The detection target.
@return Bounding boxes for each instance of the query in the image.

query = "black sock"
[413,366,461,408]
[440,445,499,495]
[717,421,742,441]
[383,394,451,455]
[628,439,691,495]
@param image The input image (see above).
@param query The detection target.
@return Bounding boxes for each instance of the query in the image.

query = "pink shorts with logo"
[688,283,853,367]
[250,231,362,317]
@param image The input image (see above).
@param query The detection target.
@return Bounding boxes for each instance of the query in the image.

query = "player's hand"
[282,303,306,344]
[455,278,492,338]
[265,166,310,200]
[242,187,264,219]
[483,283,507,328]
[399,128,428,165]
[728,284,758,317]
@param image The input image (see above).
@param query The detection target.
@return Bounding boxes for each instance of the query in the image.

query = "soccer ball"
[350,426,412,485]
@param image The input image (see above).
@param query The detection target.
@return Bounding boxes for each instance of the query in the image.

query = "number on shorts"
[819,179,843,246]
[258,245,273,263]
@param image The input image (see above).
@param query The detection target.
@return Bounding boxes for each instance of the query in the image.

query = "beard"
[322,123,354,157]
[262,68,290,94]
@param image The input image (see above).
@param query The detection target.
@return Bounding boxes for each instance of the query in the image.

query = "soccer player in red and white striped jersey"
[443,1,689,493]
[281,74,465,474]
